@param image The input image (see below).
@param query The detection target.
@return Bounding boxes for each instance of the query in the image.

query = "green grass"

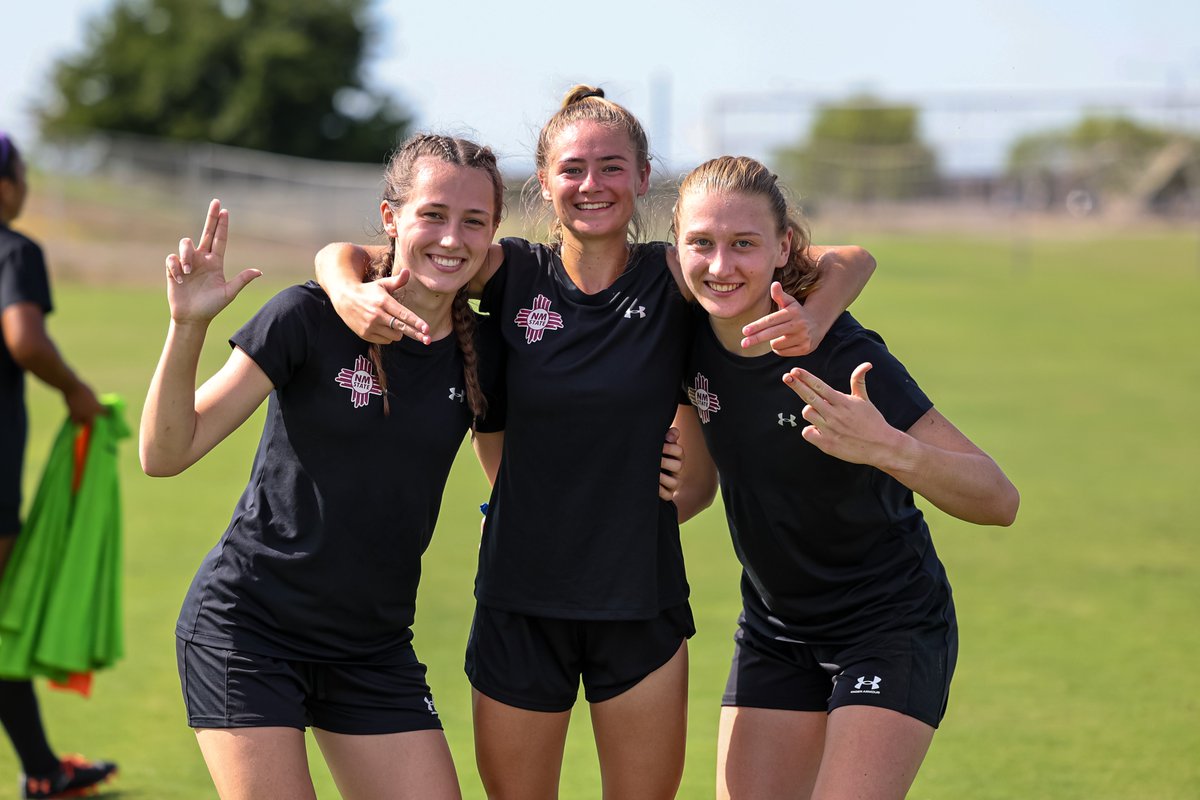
[2,228,1198,798]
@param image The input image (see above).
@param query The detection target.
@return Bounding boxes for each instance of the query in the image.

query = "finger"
[383,309,433,345]
[198,199,221,253]
[801,403,825,426]
[660,443,683,460]
[178,238,196,275]
[782,368,826,406]
[740,306,792,340]
[663,426,680,445]
[227,268,263,297]
[166,254,184,285]
[660,455,683,474]
[801,425,822,447]
[380,268,412,293]
[770,281,796,308]
[211,207,229,258]
[791,368,835,403]
[850,362,873,401]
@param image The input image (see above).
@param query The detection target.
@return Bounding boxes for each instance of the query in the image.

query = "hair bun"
[562,84,605,108]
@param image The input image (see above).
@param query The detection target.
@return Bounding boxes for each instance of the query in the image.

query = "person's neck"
[708,300,775,358]
[399,278,457,341]
[559,231,630,295]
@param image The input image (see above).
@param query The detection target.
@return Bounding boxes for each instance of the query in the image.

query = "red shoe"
[21,754,117,798]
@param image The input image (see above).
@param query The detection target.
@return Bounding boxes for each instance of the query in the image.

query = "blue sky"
[4,0,1198,174]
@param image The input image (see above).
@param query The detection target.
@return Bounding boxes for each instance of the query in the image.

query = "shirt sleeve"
[228,284,323,389]
[480,237,528,316]
[0,237,53,314]
[827,327,933,433]
[472,311,507,433]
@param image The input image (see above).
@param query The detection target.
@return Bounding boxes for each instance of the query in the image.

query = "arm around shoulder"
[804,245,876,329]
[669,404,719,524]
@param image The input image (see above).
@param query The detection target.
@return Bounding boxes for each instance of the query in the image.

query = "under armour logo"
[425,696,438,716]
[449,387,464,402]
[778,413,796,427]
[854,676,882,691]
[625,305,646,318]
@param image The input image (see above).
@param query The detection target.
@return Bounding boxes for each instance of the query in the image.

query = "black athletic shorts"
[176,638,444,735]
[722,614,958,729]
[464,602,695,712]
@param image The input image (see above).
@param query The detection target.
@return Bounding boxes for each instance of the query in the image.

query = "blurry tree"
[1006,115,1188,192]
[774,95,939,203]
[36,0,410,162]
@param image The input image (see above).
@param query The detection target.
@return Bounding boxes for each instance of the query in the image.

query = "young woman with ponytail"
[673,156,1019,799]
[314,86,876,799]
[139,134,506,800]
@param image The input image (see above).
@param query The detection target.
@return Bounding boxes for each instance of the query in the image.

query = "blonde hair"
[366,133,504,423]
[527,84,651,243]
[673,155,819,301]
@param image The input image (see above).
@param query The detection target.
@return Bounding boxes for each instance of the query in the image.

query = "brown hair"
[365,133,503,423]
[527,84,651,243]
[673,156,819,302]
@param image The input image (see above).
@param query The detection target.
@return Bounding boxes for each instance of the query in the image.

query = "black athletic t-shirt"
[474,238,691,619]
[0,225,53,524]
[687,310,951,643]
[176,282,500,662]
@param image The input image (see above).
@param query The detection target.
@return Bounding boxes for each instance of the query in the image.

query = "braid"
[450,288,487,426]
[365,244,395,416]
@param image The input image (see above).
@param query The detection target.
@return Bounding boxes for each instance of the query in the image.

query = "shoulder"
[239,282,329,340]
[0,226,45,267]
[805,313,893,377]
[499,236,554,265]
[259,281,328,316]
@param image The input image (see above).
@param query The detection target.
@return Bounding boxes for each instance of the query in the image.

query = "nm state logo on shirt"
[514,294,564,344]
[334,354,382,408]
[687,373,722,424]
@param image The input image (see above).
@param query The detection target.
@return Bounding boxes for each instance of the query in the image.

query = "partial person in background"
[314,87,877,799]
[141,134,505,800]
[0,132,118,799]
[672,155,1019,800]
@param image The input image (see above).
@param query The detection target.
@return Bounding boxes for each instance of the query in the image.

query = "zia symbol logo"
[334,354,382,408]
[514,294,565,344]
[687,373,722,424]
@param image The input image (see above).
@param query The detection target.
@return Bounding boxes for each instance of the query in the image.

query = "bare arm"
[785,363,1019,526]
[742,245,877,356]
[314,240,506,345]
[668,404,719,524]
[140,200,267,476]
[2,303,102,424]
[472,430,504,487]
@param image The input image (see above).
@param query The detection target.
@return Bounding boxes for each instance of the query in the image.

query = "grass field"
[2,207,1198,797]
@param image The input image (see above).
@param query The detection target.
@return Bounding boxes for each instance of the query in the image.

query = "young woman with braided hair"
[315,86,877,799]
[140,134,506,800]
[673,156,1018,799]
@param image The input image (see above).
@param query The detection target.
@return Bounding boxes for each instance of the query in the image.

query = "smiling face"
[382,157,498,297]
[538,121,649,243]
[676,190,792,327]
